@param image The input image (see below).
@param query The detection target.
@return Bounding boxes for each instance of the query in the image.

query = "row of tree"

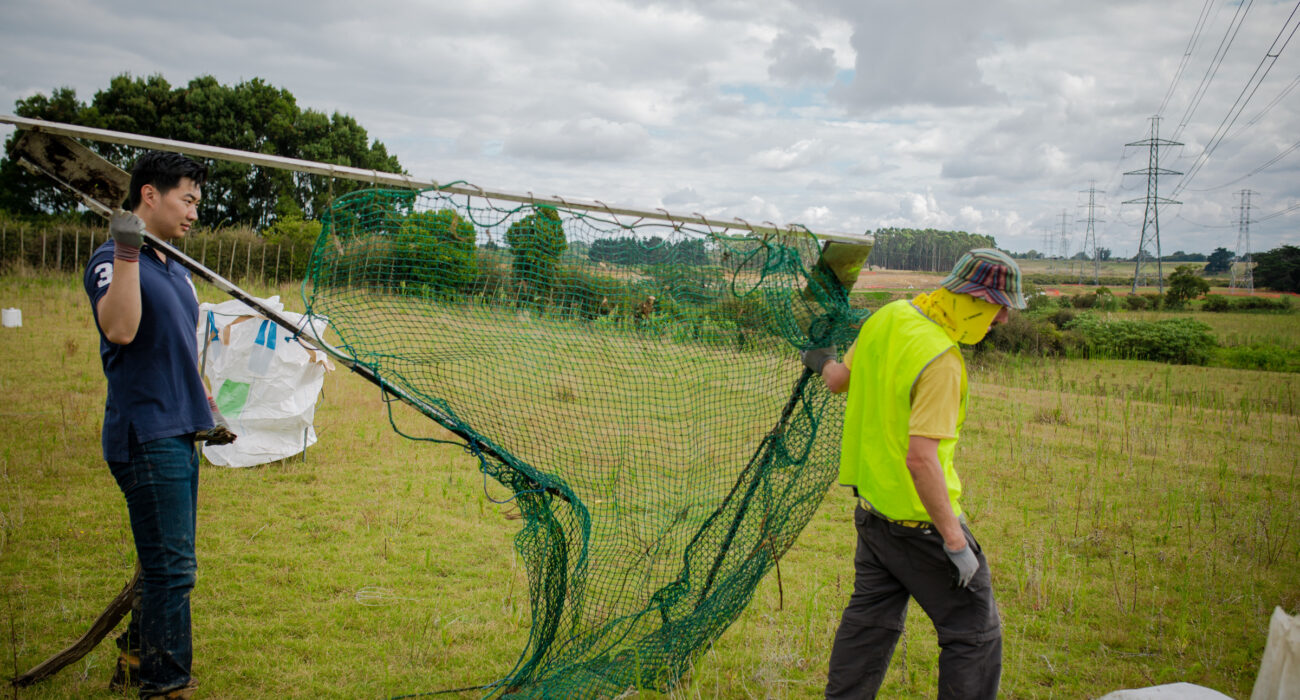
[587,237,709,266]
[865,228,997,272]
[0,74,404,229]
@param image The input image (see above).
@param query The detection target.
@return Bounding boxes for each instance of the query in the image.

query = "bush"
[1232,295,1293,312]
[401,209,477,296]
[1202,295,1231,312]
[1067,315,1217,365]
[1025,291,1056,313]
[1214,344,1300,372]
[1124,294,1148,310]
[1143,292,1164,310]
[1094,287,1119,311]
[981,312,1070,356]
[1046,308,1077,330]
[1069,293,1097,309]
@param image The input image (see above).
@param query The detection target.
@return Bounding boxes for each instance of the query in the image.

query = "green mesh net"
[302,187,870,698]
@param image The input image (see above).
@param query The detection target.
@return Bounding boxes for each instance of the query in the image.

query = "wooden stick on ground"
[9,568,139,688]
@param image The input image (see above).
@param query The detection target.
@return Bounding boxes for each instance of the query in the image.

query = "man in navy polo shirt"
[84,150,233,699]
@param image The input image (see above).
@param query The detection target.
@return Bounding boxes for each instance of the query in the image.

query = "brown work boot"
[107,651,140,690]
[143,678,198,699]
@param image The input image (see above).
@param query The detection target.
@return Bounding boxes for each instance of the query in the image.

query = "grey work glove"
[945,543,979,589]
[109,209,145,262]
[800,347,835,374]
[195,396,237,446]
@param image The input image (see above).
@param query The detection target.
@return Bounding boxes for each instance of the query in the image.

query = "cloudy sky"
[2,0,1298,255]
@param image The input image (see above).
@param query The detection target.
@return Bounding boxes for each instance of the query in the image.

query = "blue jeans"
[108,431,199,696]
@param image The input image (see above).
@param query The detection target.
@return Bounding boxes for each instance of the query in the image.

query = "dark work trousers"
[825,504,1001,699]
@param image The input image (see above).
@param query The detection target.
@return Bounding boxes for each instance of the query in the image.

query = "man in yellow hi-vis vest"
[803,248,1026,699]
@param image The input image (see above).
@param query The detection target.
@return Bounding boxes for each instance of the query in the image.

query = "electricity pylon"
[1231,189,1254,294]
[1058,210,1071,276]
[1125,116,1182,293]
[1078,182,1104,285]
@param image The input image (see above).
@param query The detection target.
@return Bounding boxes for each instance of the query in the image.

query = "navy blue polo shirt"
[84,240,213,462]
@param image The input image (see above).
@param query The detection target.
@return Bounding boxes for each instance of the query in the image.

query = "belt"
[857,497,934,531]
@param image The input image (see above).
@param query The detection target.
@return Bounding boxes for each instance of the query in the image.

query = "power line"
[1185,136,1300,191]
[1173,200,1300,228]
[1170,0,1255,145]
[1172,0,1300,198]
[1158,0,1219,117]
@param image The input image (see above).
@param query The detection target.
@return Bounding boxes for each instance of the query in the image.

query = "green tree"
[1253,245,1300,293]
[0,73,404,228]
[1204,247,1234,274]
[1165,265,1211,307]
[505,206,567,297]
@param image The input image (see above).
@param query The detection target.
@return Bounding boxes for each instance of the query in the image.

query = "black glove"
[800,347,835,374]
[109,210,145,263]
[195,396,237,446]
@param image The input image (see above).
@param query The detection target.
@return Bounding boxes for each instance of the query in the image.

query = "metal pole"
[0,114,869,246]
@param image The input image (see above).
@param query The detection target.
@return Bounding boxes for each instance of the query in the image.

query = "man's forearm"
[96,262,143,345]
[905,437,965,549]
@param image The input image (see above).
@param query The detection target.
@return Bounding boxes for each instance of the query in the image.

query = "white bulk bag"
[196,296,333,468]
[1252,607,1300,700]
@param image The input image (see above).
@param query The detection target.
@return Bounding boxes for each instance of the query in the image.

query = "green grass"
[2,271,1298,698]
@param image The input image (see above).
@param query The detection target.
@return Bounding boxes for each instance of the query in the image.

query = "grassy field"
[1,269,1298,699]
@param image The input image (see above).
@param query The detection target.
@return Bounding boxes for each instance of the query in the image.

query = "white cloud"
[1,0,1298,252]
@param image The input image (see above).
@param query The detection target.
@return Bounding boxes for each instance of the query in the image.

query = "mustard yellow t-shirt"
[843,343,962,440]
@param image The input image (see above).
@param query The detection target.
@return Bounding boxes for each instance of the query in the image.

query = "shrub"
[1094,287,1119,311]
[1046,308,1077,330]
[981,312,1068,356]
[1202,295,1231,312]
[1232,295,1294,312]
[505,206,568,296]
[1070,293,1097,309]
[1124,294,1148,310]
[1067,315,1217,365]
[1215,344,1300,372]
[1025,291,1056,313]
[400,209,477,296]
[1143,292,1164,310]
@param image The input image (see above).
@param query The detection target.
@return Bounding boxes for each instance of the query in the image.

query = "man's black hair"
[126,151,208,211]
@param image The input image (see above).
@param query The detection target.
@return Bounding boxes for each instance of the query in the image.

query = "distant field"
[1,271,1296,699]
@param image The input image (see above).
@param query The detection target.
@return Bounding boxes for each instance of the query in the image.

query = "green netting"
[301,187,870,698]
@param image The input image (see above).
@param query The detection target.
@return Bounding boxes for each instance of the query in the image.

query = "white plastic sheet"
[196,296,332,468]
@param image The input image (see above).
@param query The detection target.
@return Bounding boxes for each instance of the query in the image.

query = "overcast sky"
[2,0,1298,255]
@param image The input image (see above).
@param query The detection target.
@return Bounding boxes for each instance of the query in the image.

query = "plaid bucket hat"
[940,248,1027,310]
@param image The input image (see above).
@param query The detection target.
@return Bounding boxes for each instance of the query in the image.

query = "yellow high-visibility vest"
[841,299,967,522]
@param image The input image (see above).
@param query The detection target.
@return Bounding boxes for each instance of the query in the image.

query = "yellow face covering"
[912,288,1003,345]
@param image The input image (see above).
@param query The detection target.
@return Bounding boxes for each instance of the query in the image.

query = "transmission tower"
[1078,182,1104,285]
[1124,116,1182,293]
[1042,227,1055,272]
[1058,210,1071,277]
[1231,189,1254,294]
